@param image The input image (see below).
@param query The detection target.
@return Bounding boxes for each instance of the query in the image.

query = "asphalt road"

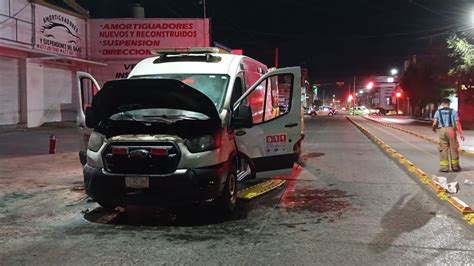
[1,116,474,264]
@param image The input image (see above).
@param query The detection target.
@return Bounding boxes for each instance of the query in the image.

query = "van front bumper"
[83,162,229,207]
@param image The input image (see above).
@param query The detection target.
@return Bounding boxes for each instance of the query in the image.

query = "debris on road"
[464,179,474,186]
[432,176,459,194]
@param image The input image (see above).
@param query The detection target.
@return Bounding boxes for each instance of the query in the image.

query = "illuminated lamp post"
[395,92,402,114]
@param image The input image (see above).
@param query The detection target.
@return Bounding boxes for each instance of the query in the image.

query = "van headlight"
[185,134,219,153]
[87,132,105,152]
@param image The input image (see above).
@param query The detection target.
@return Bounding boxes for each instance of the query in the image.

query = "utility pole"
[203,0,207,18]
[200,0,206,18]
[353,76,356,114]
[274,47,279,68]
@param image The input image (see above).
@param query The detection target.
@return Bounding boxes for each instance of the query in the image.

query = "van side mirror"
[231,104,253,128]
[85,107,99,128]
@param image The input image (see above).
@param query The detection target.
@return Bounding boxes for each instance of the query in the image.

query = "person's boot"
[452,165,461,172]
[439,168,449,173]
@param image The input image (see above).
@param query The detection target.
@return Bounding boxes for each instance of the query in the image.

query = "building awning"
[0,42,107,66]
[36,56,107,67]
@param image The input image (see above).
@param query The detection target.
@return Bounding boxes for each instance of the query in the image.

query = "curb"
[363,116,474,158]
[346,116,474,225]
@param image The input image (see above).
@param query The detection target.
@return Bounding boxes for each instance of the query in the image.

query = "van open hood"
[89,78,221,123]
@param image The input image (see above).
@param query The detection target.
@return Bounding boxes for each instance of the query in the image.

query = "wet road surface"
[1,116,474,264]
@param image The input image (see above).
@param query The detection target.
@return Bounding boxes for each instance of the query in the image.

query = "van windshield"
[132,74,229,109]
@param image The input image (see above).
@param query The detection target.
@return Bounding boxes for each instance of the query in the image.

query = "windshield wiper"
[143,114,201,121]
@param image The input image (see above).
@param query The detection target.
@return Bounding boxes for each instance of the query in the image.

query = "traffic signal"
[312,85,318,93]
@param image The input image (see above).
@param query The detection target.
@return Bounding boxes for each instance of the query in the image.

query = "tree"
[447,34,474,86]
[400,61,441,116]
[400,38,453,117]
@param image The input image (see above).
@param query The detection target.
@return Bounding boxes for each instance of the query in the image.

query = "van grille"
[102,141,180,175]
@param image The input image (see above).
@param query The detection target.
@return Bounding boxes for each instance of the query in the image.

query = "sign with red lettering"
[89,19,210,60]
[265,133,288,155]
[266,134,287,143]
[34,4,87,58]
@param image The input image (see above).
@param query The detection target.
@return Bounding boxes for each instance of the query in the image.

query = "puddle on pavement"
[280,188,352,221]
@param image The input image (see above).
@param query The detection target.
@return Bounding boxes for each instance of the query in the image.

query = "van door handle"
[235,130,246,136]
[285,123,298,128]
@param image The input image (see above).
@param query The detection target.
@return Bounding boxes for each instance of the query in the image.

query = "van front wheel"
[215,164,237,216]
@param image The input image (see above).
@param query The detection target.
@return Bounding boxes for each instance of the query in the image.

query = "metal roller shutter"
[0,57,20,125]
[43,65,75,122]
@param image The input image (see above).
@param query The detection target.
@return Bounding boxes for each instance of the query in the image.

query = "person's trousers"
[437,127,460,170]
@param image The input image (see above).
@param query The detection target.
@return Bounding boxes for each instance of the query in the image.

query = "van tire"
[97,201,117,212]
[215,163,237,217]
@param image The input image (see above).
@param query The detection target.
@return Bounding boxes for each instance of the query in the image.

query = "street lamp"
[390,69,398,76]
[395,92,402,114]
[367,82,374,90]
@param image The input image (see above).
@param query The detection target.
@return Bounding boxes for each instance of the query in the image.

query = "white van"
[76,48,303,215]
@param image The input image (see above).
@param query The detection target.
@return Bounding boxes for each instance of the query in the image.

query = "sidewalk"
[0,122,81,159]
[362,115,474,214]
[0,122,84,198]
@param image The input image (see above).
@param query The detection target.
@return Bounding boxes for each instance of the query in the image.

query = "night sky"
[78,0,473,83]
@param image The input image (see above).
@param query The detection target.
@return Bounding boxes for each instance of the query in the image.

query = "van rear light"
[151,147,168,156]
[112,147,128,155]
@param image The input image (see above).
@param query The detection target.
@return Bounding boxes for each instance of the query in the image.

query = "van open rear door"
[233,67,302,178]
[76,72,100,165]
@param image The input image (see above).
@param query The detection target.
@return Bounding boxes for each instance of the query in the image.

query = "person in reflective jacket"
[432,98,465,172]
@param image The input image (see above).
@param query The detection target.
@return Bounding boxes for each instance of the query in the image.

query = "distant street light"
[387,77,395,83]
[367,82,374,90]
[395,92,402,114]
[391,69,398,76]
[359,90,364,94]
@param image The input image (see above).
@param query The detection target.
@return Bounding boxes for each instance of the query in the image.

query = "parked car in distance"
[349,106,369,115]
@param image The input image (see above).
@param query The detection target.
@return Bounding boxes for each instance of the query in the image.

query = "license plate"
[125,176,149,188]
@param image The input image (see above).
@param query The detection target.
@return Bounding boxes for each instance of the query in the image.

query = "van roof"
[128,53,264,78]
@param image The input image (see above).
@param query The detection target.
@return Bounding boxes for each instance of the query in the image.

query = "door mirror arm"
[85,107,99,128]
[231,104,253,129]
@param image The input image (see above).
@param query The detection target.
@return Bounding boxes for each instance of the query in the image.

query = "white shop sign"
[91,61,137,86]
[34,4,86,58]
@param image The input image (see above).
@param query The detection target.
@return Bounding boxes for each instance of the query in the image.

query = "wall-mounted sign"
[34,4,86,58]
[89,18,210,60]
[91,61,137,86]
